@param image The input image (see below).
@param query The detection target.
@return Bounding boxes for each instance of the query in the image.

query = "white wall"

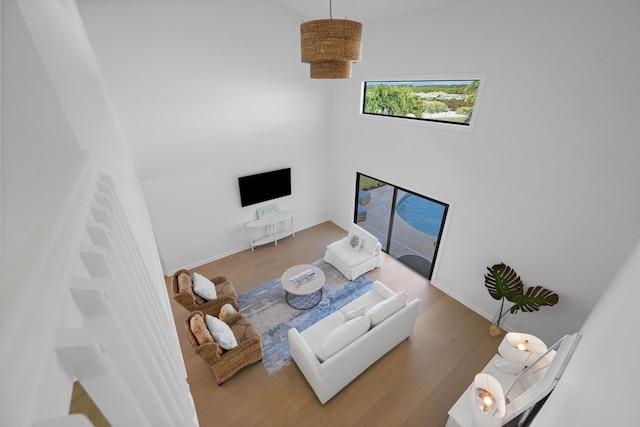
[0,0,82,297]
[531,239,640,426]
[329,1,640,345]
[0,0,195,425]
[76,0,334,273]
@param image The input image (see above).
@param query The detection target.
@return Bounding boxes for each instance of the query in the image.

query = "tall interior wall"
[327,0,640,345]
[0,1,196,425]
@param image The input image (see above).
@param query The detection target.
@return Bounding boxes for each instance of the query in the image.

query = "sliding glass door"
[354,173,448,280]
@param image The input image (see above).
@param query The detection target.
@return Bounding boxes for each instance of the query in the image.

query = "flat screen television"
[238,168,291,207]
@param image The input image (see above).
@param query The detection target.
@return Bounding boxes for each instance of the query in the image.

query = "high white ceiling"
[273,0,452,23]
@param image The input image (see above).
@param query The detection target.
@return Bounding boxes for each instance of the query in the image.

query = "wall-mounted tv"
[238,168,291,207]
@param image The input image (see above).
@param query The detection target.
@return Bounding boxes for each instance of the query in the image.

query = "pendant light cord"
[329,0,333,19]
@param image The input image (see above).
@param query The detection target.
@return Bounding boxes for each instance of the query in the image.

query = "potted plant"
[484,263,559,337]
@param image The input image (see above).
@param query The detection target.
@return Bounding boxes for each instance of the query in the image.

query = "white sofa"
[288,280,419,404]
[324,223,382,280]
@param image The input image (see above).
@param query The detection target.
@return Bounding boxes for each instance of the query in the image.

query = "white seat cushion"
[326,239,375,267]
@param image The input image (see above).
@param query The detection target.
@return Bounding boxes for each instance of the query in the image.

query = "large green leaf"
[508,285,559,314]
[484,263,523,301]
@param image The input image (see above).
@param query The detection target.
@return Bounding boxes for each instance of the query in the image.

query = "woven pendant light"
[300,1,362,79]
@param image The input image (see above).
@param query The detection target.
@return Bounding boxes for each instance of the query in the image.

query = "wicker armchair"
[185,310,263,384]
[171,269,238,316]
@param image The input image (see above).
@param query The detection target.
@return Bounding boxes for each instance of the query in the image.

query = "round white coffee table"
[281,264,325,309]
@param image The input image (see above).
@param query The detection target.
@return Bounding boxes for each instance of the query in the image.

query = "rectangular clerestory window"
[361,75,485,130]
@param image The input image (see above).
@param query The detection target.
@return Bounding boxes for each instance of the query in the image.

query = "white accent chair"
[324,223,382,280]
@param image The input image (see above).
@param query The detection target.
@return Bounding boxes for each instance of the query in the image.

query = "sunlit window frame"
[359,73,487,133]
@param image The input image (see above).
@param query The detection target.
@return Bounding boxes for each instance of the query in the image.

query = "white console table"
[446,333,580,427]
[245,210,294,251]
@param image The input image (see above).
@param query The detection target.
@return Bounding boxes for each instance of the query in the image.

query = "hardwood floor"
[166,221,503,427]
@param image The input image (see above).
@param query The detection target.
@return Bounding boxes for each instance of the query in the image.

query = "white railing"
[0,154,197,426]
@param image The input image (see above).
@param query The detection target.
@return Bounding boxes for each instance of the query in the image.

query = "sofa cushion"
[300,311,345,355]
[366,291,409,327]
[349,224,379,254]
[338,289,386,317]
[316,315,371,362]
[219,303,237,321]
[348,234,364,252]
[193,272,217,300]
[205,314,238,350]
[190,313,214,345]
[344,305,366,321]
[177,272,193,293]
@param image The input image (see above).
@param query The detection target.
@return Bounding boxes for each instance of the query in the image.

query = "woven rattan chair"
[171,269,238,316]
[185,310,263,384]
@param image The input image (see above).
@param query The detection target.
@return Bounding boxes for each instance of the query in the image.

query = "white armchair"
[324,223,382,280]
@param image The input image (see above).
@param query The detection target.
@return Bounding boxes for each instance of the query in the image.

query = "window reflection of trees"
[362,79,480,126]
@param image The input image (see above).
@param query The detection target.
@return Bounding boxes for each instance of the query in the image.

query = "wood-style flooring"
[166,221,503,427]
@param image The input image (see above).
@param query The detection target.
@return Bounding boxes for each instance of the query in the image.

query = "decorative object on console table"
[470,373,506,427]
[494,332,547,374]
[256,203,279,219]
[245,204,294,251]
[484,263,559,337]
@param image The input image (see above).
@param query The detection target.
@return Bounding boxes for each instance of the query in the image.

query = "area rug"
[237,259,373,377]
